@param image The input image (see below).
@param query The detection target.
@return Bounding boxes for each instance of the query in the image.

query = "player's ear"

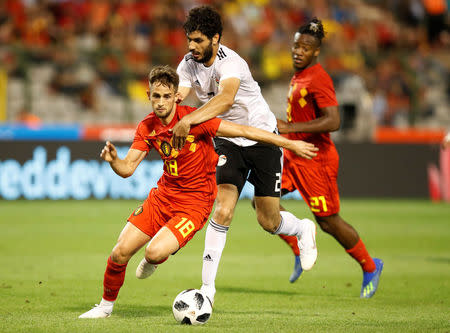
[212,33,220,45]
[314,47,320,58]
[146,90,151,100]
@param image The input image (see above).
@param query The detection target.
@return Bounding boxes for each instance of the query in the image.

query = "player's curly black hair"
[183,5,223,42]
[148,65,179,90]
[298,18,325,45]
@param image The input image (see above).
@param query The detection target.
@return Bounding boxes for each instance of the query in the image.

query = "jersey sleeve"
[312,72,338,108]
[192,118,222,138]
[130,122,150,152]
[176,57,193,88]
[217,56,246,81]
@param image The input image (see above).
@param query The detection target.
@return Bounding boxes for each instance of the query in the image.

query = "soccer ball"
[172,289,212,325]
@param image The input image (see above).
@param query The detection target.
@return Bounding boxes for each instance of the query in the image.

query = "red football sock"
[103,256,128,301]
[278,234,300,256]
[346,239,376,273]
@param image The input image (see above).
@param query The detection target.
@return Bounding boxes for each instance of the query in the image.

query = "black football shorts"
[213,138,282,197]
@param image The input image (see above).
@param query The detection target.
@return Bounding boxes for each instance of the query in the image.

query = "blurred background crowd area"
[0,0,448,141]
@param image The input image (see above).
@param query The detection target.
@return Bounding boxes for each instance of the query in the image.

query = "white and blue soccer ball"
[172,289,212,325]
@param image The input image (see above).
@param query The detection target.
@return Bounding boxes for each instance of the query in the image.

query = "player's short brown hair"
[148,65,179,91]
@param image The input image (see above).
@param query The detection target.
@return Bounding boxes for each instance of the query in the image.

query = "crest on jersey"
[161,141,172,157]
[217,154,227,166]
[133,206,143,216]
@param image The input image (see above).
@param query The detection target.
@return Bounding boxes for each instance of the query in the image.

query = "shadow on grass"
[426,257,450,264]
[219,286,303,296]
[70,304,169,318]
[218,285,355,299]
[115,304,168,318]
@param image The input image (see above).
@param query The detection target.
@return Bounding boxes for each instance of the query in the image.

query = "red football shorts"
[127,188,214,248]
[282,155,340,217]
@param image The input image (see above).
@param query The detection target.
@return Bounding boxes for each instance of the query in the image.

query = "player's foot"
[200,285,215,306]
[136,258,158,279]
[297,218,317,271]
[78,304,113,318]
[289,255,303,283]
[360,258,384,298]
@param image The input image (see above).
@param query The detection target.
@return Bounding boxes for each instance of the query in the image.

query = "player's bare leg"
[254,196,317,271]
[145,226,179,262]
[136,227,176,279]
[79,223,150,318]
[315,214,383,298]
[315,214,359,249]
[201,184,239,305]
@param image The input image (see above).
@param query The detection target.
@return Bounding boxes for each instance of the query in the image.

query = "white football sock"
[201,219,228,294]
[99,298,114,308]
[274,211,303,236]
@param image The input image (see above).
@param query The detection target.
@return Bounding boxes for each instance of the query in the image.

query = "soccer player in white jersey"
[166,6,317,303]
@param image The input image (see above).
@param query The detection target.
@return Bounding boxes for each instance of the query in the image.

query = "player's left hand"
[100,141,117,162]
[171,117,191,150]
[290,140,318,160]
[277,119,290,134]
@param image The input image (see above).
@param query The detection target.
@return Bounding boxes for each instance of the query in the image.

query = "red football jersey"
[131,104,221,199]
[285,63,339,164]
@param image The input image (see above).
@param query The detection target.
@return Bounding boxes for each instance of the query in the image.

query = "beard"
[194,41,214,64]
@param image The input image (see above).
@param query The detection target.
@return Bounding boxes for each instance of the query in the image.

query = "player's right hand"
[100,141,118,162]
[171,117,191,150]
[291,140,318,160]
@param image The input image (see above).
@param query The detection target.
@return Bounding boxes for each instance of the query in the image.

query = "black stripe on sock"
[272,215,284,234]
[209,219,229,233]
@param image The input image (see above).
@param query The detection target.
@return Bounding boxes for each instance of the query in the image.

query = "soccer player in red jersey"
[79,65,318,318]
[276,19,383,298]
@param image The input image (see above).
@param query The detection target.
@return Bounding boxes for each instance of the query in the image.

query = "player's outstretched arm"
[216,121,318,160]
[171,78,240,150]
[100,141,147,178]
[277,105,340,134]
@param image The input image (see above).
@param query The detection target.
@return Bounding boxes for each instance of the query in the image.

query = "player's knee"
[315,215,337,234]
[145,244,168,264]
[213,205,234,225]
[251,197,256,210]
[110,245,132,265]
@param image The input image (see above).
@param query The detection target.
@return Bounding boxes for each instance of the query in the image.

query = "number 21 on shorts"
[174,217,195,238]
[310,196,328,213]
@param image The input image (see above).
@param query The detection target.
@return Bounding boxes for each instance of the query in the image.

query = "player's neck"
[295,59,318,74]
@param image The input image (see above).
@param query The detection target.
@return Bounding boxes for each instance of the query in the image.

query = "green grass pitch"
[1,199,449,332]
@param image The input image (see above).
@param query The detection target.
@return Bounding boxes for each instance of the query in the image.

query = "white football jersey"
[177,44,276,146]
